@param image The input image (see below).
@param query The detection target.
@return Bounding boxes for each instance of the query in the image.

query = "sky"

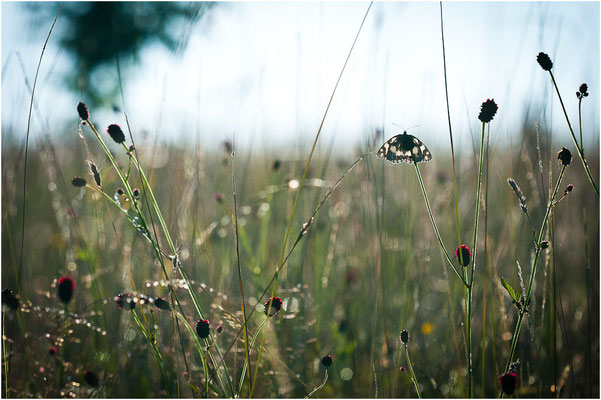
[1,2,599,154]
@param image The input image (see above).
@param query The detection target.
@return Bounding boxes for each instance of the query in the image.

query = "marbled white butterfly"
[376,131,432,164]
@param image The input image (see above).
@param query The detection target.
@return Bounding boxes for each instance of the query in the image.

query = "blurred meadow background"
[1,1,599,398]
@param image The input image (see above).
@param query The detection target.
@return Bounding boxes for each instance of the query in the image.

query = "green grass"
[1,115,598,397]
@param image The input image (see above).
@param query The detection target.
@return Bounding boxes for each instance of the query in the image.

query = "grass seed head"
[557,147,572,166]
[84,370,100,388]
[77,102,89,120]
[577,83,589,99]
[455,245,471,267]
[507,178,528,215]
[264,296,283,316]
[499,372,518,395]
[196,319,210,338]
[88,162,101,187]
[57,276,75,304]
[2,288,20,311]
[71,176,87,187]
[321,354,334,368]
[153,297,170,311]
[400,329,410,344]
[478,99,498,123]
[537,52,553,71]
[107,124,126,144]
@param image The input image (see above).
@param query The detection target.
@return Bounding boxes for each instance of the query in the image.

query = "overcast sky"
[2,2,599,154]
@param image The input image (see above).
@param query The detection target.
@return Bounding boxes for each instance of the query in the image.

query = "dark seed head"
[321,354,334,368]
[84,370,100,388]
[196,319,210,338]
[400,329,410,344]
[89,162,101,187]
[48,346,58,356]
[71,177,87,187]
[214,193,224,204]
[216,324,224,334]
[223,141,232,153]
[115,293,135,310]
[57,277,75,304]
[132,188,140,198]
[400,367,407,373]
[264,296,283,316]
[540,241,549,249]
[537,52,553,71]
[153,297,170,310]
[2,289,19,311]
[116,187,124,196]
[77,102,89,120]
[578,83,588,99]
[566,184,574,193]
[478,99,498,123]
[272,159,281,171]
[455,245,471,267]
[107,124,126,144]
[557,147,572,166]
[499,372,518,395]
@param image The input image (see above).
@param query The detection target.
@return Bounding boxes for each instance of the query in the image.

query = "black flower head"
[48,346,58,356]
[455,245,471,267]
[537,52,553,71]
[115,293,135,310]
[557,147,572,166]
[71,177,87,187]
[216,324,224,334]
[107,124,126,144]
[57,276,75,304]
[577,83,589,99]
[196,319,210,338]
[132,188,140,199]
[400,329,410,344]
[84,370,100,388]
[153,297,170,311]
[116,187,124,196]
[478,99,498,123]
[499,372,518,395]
[264,296,283,316]
[77,102,89,121]
[565,184,574,193]
[2,288,19,311]
[321,354,334,368]
[272,159,282,171]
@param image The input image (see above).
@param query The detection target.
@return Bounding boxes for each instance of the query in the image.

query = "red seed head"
[264,296,283,316]
[57,277,75,303]
[196,319,210,338]
[455,245,471,267]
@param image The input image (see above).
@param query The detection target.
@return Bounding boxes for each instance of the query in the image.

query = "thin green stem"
[305,370,329,399]
[238,319,269,396]
[548,71,598,195]
[500,165,566,397]
[413,162,468,287]
[439,1,464,259]
[404,345,422,398]
[578,98,583,151]
[465,121,486,397]
[249,4,373,396]
[131,309,172,397]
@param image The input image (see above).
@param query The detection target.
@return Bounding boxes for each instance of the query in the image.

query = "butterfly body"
[376,131,432,164]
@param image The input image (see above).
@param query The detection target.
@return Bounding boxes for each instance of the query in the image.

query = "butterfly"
[376,131,432,164]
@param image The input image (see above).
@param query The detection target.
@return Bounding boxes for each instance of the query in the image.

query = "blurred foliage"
[36,2,215,106]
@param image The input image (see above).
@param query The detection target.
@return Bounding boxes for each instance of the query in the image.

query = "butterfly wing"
[376,133,432,164]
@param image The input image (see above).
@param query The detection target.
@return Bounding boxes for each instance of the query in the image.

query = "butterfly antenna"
[392,123,419,133]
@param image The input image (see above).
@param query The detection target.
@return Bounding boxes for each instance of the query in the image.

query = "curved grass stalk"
[413,162,468,287]
[305,370,329,399]
[499,165,566,397]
